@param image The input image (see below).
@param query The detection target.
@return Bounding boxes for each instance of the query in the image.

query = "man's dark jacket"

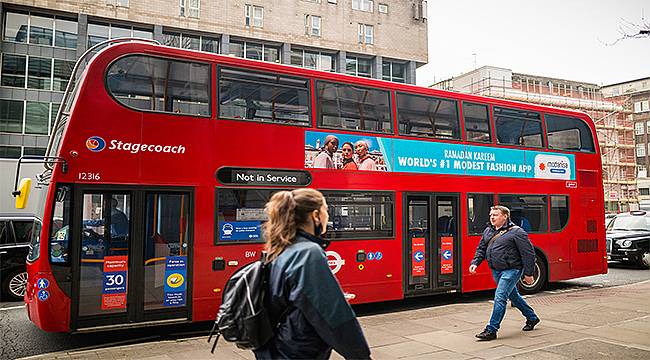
[254,230,370,360]
[471,221,536,276]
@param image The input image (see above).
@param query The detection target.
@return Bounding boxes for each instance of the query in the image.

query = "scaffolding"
[437,74,636,212]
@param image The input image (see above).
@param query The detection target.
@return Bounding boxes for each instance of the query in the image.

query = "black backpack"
[208,254,274,353]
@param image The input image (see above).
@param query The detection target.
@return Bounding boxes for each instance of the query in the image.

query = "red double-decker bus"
[16,39,606,332]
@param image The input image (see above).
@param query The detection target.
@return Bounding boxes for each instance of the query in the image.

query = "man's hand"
[523,275,534,285]
[469,264,477,274]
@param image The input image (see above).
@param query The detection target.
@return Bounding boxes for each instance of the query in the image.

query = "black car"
[0,214,39,301]
[606,211,650,269]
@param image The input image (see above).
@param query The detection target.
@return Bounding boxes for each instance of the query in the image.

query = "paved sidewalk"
[21,280,650,360]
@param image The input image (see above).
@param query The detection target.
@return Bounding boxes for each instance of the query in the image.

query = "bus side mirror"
[13,178,32,209]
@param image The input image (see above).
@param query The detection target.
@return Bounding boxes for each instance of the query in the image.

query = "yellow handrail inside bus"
[145,257,167,265]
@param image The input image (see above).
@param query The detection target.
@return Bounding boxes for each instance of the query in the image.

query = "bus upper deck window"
[494,106,543,148]
[545,114,595,153]
[106,55,211,116]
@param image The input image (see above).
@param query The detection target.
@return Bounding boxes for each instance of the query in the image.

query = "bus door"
[71,186,192,330]
[404,193,460,296]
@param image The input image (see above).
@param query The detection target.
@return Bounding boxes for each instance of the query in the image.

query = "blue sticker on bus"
[164,256,187,307]
[102,271,127,294]
[219,221,261,241]
[37,278,49,289]
[414,251,424,262]
[375,252,383,260]
[37,290,49,301]
[367,252,375,261]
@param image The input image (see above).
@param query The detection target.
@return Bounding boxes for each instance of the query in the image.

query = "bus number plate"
[78,172,101,181]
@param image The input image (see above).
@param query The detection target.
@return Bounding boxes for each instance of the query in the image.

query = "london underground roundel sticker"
[86,136,106,152]
[326,251,346,274]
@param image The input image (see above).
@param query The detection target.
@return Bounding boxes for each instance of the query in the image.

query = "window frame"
[214,187,287,245]
[497,193,549,234]
[104,53,213,118]
[320,190,395,241]
[549,194,570,232]
[315,79,394,135]
[395,91,461,140]
[217,65,312,127]
[462,101,492,143]
[467,193,495,236]
[544,113,596,154]
[494,106,545,149]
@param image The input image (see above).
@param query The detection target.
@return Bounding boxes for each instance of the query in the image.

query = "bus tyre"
[3,269,28,301]
[517,256,547,295]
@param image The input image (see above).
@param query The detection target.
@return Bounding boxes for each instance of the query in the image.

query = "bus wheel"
[517,256,547,295]
[3,269,28,301]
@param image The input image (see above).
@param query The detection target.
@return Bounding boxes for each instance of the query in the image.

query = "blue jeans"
[486,268,538,333]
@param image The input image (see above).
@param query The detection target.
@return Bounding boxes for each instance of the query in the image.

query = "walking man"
[469,205,540,341]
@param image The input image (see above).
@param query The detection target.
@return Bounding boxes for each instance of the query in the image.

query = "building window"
[638,165,647,178]
[87,22,152,48]
[291,49,335,72]
[180,0,200,18]
[27,56,52,90]
[640,188,650,196]
[346,56,372,78]
[245,5,264,28]
[378,3,388,13]
[635,102,642,113]
[1,54,27,88]
[25,101,49,135]
[229,40,280,63]
[305,15,321,37]
[162,31,219,53]
[3,11,78,49]
[382,60,405,83]
[0,99,24,133]
[358,24,373,44]
[53,60,74,91]
[636,121,645,135]
[637,143,646,157]
[107,0,130,6]
[352,0,374,12]
[0,146,22,159]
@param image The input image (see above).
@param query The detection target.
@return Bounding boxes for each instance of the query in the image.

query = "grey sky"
[416,0,650,87]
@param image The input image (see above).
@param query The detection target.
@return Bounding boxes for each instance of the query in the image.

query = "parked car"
[605,213,617,227]
[0,214,39,301]
[606,211,650,269]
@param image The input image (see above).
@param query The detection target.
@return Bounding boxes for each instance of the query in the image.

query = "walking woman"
[254,188,371,360]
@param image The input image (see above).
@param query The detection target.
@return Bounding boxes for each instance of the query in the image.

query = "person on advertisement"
[355,140,377,171]
[313,135,339,169]
[255,189,370,360]
[469,205,540,341]
[340,142,358,170]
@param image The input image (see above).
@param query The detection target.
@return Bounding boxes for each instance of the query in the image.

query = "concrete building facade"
[0,0,428,212]
[432,66,636,212]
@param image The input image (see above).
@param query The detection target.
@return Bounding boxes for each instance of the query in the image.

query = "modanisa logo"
[86,136,106,152]
[534,154,572,180]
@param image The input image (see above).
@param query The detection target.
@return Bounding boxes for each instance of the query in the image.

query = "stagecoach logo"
[326,250,346,274]
[86,136,106,152]
[534,154,572,180]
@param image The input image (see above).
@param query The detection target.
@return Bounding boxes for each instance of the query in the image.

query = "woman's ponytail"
[264,188,324,262]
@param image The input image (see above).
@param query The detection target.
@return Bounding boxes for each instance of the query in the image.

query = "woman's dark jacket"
[470,221,536,276]
[254,230,370,360]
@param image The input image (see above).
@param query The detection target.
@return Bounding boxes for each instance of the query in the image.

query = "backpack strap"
[486,226,512,248]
